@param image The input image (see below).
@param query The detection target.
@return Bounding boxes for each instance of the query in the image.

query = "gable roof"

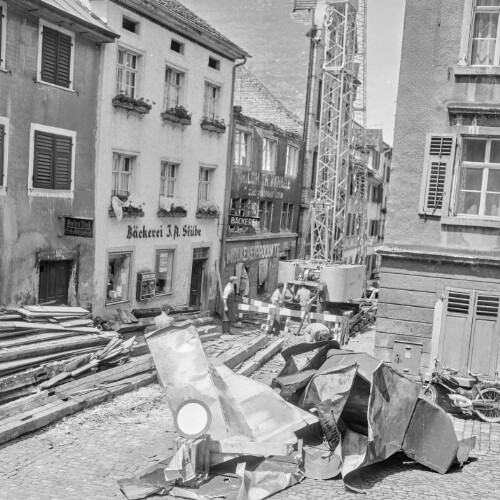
[234,66,303,136]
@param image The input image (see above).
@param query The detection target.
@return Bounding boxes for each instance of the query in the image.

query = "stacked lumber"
[0,306,119,404]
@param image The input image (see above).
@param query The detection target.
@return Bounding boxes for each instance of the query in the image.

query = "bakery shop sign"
[126,224,201,240]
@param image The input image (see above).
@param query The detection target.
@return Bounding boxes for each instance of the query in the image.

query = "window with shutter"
[0,124,4,186]
[419,134,456,216]
[40,23,73,89]
[33,131,72,190]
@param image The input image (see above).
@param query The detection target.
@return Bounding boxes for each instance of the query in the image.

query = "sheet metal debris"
[119,325,477,500]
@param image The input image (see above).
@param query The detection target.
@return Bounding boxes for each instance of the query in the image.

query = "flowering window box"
[196,208,220,219]
[161,106,192,126]
[200,117,226,134]
[109,206,145,218]
[158,207,188,218]
[112,94,152,115]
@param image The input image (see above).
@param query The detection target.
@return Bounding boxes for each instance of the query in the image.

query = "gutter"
[218,56,248,306]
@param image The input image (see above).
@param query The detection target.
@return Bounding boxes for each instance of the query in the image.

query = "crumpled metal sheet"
[236,458,303,500]
[145,322,317,447]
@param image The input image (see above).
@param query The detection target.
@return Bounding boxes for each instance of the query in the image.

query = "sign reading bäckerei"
[228,215,260,227]
[63,217,94,238]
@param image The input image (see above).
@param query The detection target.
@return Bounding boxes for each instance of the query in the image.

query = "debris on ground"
[117,321,477,500]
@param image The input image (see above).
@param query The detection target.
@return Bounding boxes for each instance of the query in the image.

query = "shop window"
[164,66,185,110]
[203,82,220,120]
[262,138,277,172]
[234,129,252,167]
[116,48,139,98]
[285,145,299,177]
[107,252,132,304]
[155,250,174,295]
[38,20,74,89]
[231,198,251,215]
[32,128,74,191]
[259,200,273,231]
[112,153,134,197]
[0,2,6,71]
[160,161,178,198]
[280,203,294,230]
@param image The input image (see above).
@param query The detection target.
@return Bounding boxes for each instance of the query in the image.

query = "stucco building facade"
[0,0,116,308]
[88,0,246,315]
[377,0,500,383]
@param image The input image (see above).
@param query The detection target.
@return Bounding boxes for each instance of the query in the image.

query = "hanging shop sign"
[126,224,201,240]
[63,217,94,238]
[228,215,260,227]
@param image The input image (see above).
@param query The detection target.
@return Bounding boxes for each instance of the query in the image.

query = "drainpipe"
[218,55,247,312]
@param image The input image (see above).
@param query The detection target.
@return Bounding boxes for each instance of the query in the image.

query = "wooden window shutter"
[41,27,71,88]
[0,124,4,186]
[41,27,58,85]
[419,134,457,216]
[55,32,72,88]
[54,135,72,189]
[33,131,55,189]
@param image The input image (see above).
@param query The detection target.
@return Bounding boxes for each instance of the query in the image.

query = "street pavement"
[2,327,500,500]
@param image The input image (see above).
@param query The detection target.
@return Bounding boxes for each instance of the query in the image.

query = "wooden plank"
[116,308,131,324]
[381,271,500,294]
[0,330,93,349]
[197,325,218,336]
[21,305,89,314]
[0,372,156,446]
[209,439,293,457]
[376,317,433,338]
[380,289,437,309]
[237,338,284,377]
[0,355,153,419]
[377,303,435,324]
[200,333,222,342]
[0,348,100,377]
[216,335,267,369]
[0,335,116,364]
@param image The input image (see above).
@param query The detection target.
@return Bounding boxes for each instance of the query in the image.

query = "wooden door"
[189,259,204,308]
[468,294,500,379]
[39,261,71,305]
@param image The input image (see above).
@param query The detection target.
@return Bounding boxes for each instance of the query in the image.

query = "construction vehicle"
[279,0,369,315]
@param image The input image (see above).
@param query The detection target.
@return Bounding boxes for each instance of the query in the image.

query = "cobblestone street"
[2,327,500,500]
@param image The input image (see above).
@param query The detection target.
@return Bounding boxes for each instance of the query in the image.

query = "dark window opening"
[122,17,139,33]
[171,39,184,54]
[208,56,220,70]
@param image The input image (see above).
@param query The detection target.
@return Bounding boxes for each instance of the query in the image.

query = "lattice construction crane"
[310,0,368,265]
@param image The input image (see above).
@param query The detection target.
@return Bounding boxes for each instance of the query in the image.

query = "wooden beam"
[216,334,267,369]
[237,339,284,377]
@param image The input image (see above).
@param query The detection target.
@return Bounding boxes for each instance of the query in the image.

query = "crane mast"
[311,0,367,266]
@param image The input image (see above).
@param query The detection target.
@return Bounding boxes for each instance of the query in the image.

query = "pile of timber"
[0,306,122,404]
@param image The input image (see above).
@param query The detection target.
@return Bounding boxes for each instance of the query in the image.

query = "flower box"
[157,208,188,218]
[109,207,145,218]
[161,106,192,126]
[201,122,226,134]
[112,94,152,115]
[195,210,220,219]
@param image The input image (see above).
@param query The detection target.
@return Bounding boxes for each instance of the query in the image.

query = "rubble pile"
[117,322,477,500]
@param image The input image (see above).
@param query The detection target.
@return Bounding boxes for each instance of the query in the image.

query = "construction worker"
[316,280,327,314]
[269,282,285,335]
[222,276,237,334]
[295,283,312,328]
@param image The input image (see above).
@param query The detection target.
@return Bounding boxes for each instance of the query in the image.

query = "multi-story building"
[0,0,117,307]
[222,69,304,297]
[377,0,500,383]
[87,0,247,315]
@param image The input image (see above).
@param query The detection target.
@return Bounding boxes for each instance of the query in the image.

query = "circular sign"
[174,399,212,439]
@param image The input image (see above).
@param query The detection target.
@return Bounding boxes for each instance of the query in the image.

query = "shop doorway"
[189,247,209,308]
[39,260,71,305]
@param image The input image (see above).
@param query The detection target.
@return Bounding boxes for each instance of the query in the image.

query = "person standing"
[295,283,312,326]
[316,280,327,314]
[269,282,285,335]
[222,276,237,334]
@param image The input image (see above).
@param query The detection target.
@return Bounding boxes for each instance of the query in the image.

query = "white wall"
[93,1,234,314]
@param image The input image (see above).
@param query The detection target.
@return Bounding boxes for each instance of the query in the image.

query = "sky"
[181,0,406,145]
